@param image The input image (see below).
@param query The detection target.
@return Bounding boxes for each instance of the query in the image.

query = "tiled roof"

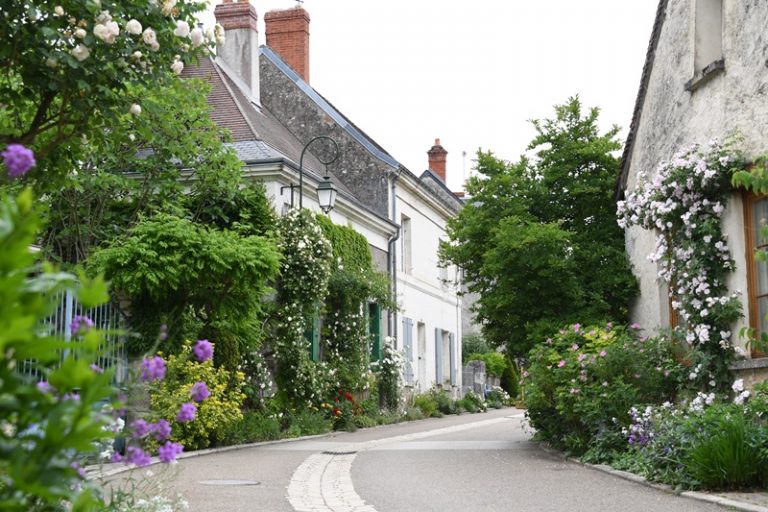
[182,57,256,142]
[615,0,669,199]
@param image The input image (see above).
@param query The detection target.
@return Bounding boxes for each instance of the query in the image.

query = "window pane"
[753,198,768,246]
[759,297,768,335]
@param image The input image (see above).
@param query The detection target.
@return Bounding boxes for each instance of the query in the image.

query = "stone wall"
[623,0,768,343]
[259,54,393,218]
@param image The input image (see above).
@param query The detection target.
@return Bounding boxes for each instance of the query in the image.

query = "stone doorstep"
[538,443,768,512]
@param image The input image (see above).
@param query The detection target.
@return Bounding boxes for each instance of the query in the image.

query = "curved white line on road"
[287,415,516,511]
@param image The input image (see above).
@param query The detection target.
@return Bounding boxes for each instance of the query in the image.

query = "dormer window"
[686,0,725,91]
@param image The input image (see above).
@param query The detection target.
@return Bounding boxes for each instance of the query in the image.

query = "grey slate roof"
[615,0,669,199]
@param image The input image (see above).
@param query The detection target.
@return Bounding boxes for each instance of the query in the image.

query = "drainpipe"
[387,169,402,348]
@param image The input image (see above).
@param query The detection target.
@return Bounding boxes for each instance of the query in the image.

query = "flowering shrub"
[0,190,117,509]
[271,209,333,407]
[617,387,768,490]
[374,340,403,411]
[330,389,363,431]
[148,340,245,450]
[618,140,744,384]
[524,324,688,457]
[1,0,216,171]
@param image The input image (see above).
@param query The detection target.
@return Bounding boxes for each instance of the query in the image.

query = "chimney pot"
[213,0,260,103]
[427,139,448,182]
[265,7,311,82]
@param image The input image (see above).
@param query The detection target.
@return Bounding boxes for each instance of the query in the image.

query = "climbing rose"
[2,144,36,177]
[174,20,190,38]
[126,19,142,35]
[176,402,196,422]
[193,339,213,362]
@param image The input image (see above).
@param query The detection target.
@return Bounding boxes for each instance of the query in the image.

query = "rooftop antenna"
[295,0,304,5]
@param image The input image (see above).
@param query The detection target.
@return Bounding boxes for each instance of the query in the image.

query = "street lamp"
[287,135,339,213]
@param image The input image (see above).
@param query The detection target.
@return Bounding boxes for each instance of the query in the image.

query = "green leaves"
[443,97,635,356]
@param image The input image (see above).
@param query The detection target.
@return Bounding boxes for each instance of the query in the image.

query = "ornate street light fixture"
[285,135,339,214]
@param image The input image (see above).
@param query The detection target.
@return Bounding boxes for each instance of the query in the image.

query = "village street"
[142,407,724,512]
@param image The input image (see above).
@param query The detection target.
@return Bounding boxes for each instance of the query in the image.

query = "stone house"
[187,0,466,393]
[617,0,768,383]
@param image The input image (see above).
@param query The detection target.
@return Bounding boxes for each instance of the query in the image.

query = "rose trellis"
[618,141,744,367]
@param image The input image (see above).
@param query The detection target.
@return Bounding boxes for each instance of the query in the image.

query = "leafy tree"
[88,213,281,364]
[442,97,636,356]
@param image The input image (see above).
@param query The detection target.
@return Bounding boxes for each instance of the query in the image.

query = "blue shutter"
[435,328,443,384]
[449,332,457,386]
[402,317,414,385]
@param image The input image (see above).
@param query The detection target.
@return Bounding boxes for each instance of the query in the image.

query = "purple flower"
[176,402,197,422]
[190,381,210,402]
[130,418,151,438]
[71,315,94,335]
[193,339,213,362]
[90,363,103,374]
[152,419,172,441]
[36,381,53,393]
[630,322,642,330]
[126,446,152,467]
[158,441,184,463]
[70,461,87,479]
[2,144,36,177]
[111,452,124,463]
[140,356,166,382]
[557,360,566,368]
[572,323,581,332]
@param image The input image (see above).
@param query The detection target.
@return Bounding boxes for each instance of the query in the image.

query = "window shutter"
[402,317,414,385]
[435,328,443,384]
[369,303,382,362]
[449,332,456,386]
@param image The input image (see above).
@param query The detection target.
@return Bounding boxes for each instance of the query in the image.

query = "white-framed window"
[401,214,412,274]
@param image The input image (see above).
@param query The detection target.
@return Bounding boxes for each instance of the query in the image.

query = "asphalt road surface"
[122,407,725,511]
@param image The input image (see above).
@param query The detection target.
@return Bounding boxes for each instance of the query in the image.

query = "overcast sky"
[203,1,658,192]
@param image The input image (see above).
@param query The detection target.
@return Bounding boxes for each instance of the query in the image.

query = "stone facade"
[621,0,768,362]
[259,52,394,218]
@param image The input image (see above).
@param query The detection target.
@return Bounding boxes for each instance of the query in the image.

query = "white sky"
[203,1,659,192]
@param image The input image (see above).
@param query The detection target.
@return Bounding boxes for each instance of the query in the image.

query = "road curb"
[537,442,768,512]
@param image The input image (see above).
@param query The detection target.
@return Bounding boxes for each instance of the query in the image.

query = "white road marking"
[286,415,518,511]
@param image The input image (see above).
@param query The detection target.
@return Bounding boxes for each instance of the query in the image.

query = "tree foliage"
[0,0,216,188]
[442,97,636,356]
[88,213,281,360]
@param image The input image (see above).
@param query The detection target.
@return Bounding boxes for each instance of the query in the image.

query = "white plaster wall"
[396,183,462,393]
[625,0,768,346]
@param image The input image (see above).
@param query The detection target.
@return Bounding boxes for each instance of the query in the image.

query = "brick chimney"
[214,0,260,103]
[427,138,448,182]
[264,7,310,82]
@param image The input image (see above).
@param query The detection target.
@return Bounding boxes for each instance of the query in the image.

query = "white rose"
[214,23,225,46]
[170,57,184,75]
[74,28,86,39]
[70,44,90,62]
[126,19,142,35]
[162,0,177,16]
[95,10,112,25]
[174,20,190,38]
[45,57,58,68]
[130,103,141,116]
[190,27,204,47]
[53,6,64,17]
[142,28,157,46]
[132,50,142,59]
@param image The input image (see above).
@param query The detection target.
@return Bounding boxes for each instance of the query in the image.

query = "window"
[745,193,768,344]
[694,0,723,73]
[368,302,382,362]
[401,215,412,274]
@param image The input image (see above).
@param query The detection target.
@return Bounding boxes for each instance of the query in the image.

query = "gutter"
[387,169,402,347]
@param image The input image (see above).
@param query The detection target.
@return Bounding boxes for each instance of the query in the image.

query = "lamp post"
[297,135,339,213]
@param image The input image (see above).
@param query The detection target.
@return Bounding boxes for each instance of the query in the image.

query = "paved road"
[143,407,725,511]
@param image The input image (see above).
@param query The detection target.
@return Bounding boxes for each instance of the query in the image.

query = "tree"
[442,97,636,356]
[1,0,217,187]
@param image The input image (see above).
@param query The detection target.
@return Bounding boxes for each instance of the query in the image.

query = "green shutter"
[368,303,382,362]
